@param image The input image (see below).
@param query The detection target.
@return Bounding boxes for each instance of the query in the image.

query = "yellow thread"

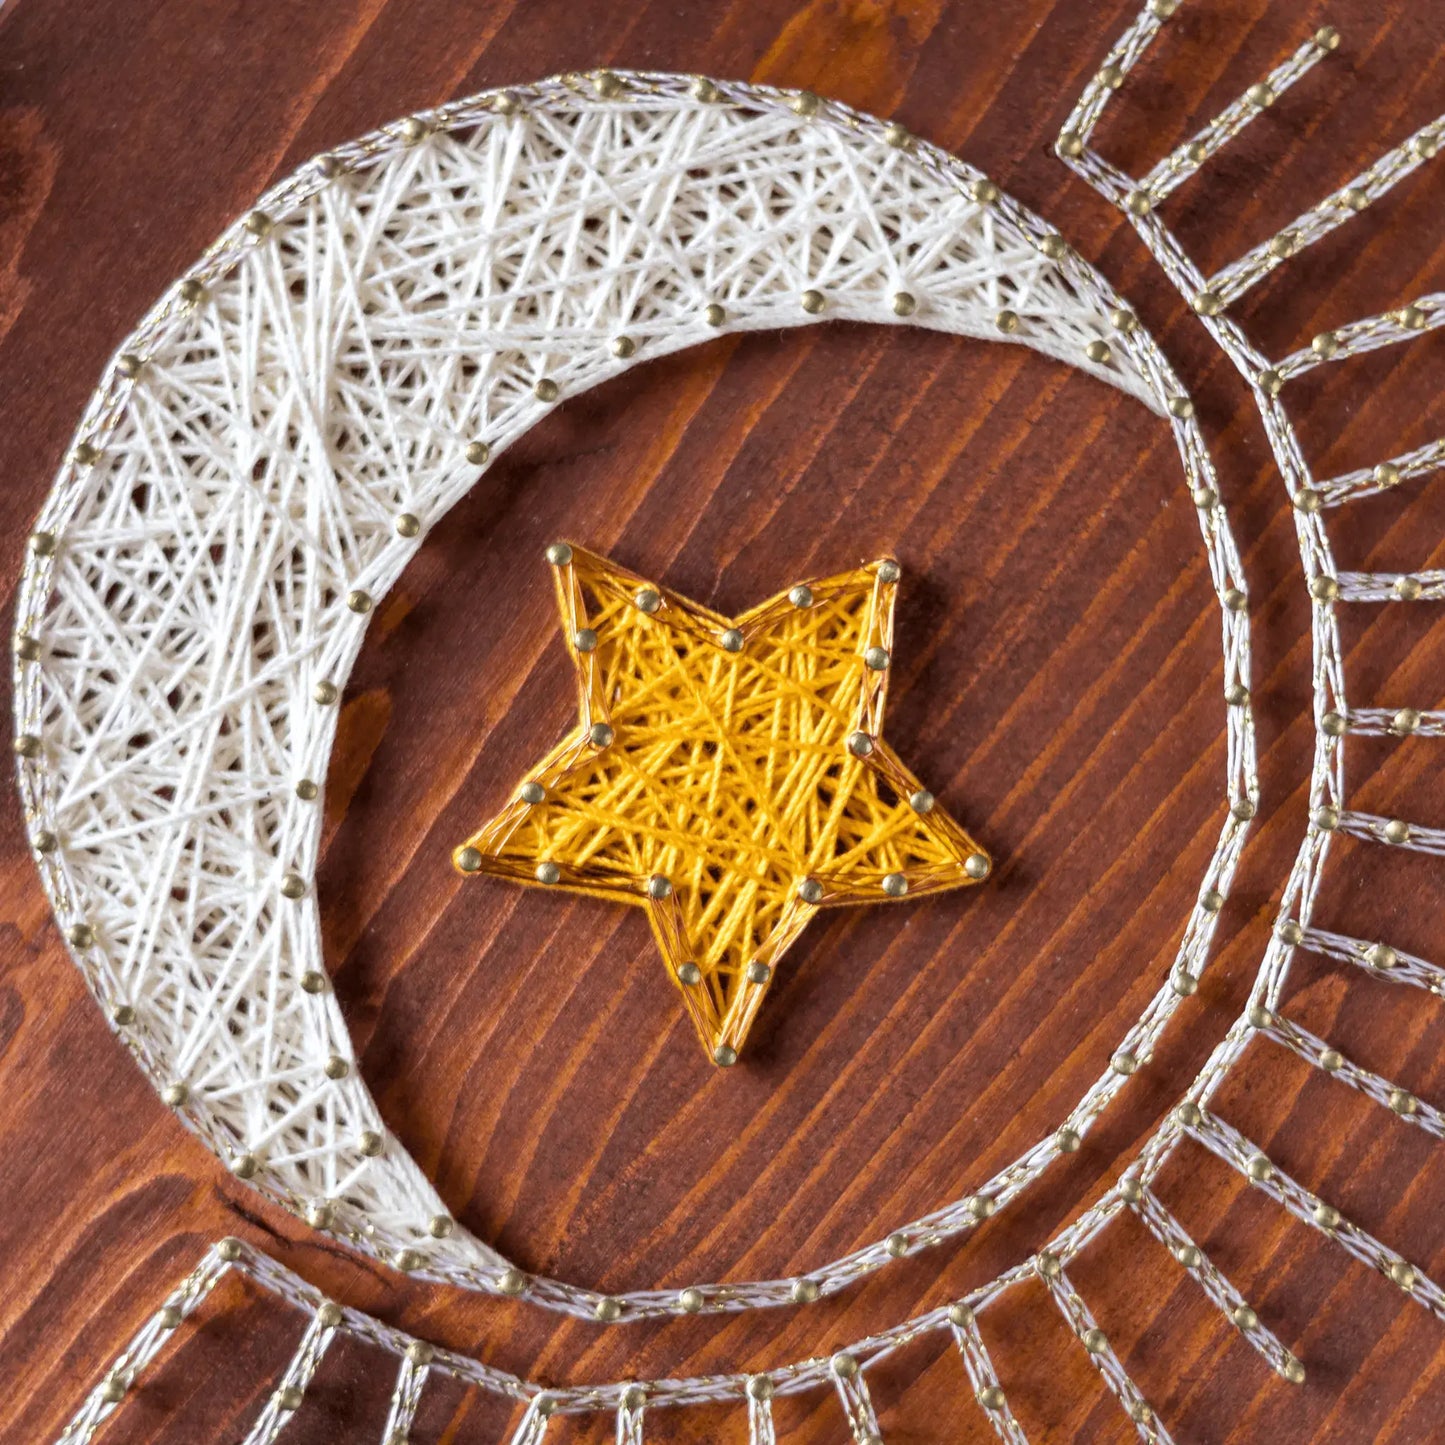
[455,546,989,1064]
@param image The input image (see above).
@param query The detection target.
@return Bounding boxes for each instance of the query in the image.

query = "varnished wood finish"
[2,2,1444,1440]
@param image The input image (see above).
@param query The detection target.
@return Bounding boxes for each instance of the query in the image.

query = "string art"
[12,65,1250,1328]
[23,3,1443,1437]
[453,544,989,1066]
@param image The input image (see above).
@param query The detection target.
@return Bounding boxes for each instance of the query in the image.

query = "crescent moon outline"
[11,73,1254,1322]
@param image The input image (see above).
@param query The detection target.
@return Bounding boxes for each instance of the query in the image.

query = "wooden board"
[1,0,1443,1439]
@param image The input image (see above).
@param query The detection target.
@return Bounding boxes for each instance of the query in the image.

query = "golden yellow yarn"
[455,545,989,1065]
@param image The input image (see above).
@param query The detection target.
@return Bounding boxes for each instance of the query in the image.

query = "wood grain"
[1,1,1444,1440]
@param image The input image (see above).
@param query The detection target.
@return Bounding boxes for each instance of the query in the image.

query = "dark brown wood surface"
[2,1,1444,1440]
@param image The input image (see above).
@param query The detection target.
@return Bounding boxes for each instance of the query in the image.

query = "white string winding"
[12,71,1251,1326]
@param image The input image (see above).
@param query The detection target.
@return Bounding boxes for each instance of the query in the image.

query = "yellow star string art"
[454,544,992,1066]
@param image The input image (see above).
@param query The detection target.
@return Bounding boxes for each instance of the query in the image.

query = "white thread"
[12,72,1252,1326]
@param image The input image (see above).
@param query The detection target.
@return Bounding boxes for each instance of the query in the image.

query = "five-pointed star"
[454,543,990,1066]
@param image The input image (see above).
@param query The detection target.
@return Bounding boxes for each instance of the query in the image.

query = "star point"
[454,544,990,1065]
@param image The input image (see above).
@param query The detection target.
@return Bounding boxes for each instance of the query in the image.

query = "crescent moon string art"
[14,68,1247,1327]
[14,5,1443,1441]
